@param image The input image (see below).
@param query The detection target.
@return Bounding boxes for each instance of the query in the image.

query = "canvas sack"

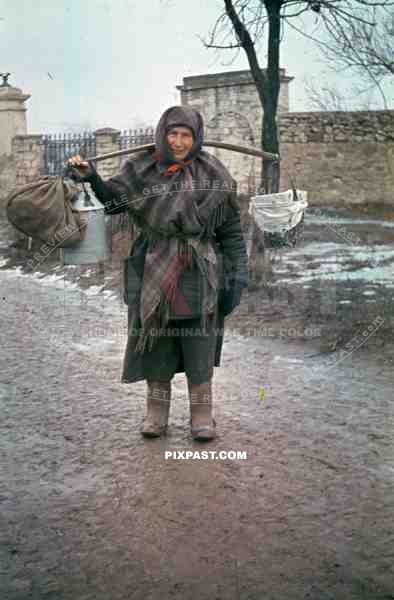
[6,176,87,247]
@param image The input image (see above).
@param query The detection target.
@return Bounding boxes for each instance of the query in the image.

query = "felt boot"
[188,379,216,441]
[141,380,171,438]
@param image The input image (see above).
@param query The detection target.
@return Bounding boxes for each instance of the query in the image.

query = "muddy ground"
[1,206,394,599]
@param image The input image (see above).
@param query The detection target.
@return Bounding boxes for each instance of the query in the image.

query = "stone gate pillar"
[0,74,30,156]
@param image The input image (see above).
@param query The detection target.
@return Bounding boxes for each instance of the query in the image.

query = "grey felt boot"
[188,379,216,441]
[141,380,171,438]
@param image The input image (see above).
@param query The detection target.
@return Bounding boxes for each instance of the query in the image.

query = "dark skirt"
[121,307,225,384]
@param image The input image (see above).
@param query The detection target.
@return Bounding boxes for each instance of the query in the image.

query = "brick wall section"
[279,111,394,207]
[94,128,121,179]
[0,154,16,205]
[12,134,44,186]
[0,153,18,242]
[0,135,45,244]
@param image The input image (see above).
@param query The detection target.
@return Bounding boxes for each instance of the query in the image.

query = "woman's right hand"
[66,154,95,180]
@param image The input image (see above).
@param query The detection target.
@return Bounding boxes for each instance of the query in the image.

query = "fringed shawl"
[100,106,239,353]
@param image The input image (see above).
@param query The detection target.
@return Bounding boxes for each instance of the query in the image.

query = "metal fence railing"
[41,128,156,175]
[119,127,154,150]
[41,132,96,176]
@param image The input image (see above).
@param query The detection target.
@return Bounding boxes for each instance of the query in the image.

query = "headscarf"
[153,105,204,172]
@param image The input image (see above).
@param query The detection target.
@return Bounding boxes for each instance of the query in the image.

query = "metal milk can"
[62,183,110,265]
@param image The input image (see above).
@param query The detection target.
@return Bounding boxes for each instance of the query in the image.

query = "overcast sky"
[1,0,392,133]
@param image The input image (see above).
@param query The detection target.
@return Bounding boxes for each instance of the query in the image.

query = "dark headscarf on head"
[154,105,204,170]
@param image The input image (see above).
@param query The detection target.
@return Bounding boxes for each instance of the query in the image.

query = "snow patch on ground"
[306,214,394,229]
[273,355,305,364]
[0,266,119,304]
[82,285,105,296]
[276,242,394,286]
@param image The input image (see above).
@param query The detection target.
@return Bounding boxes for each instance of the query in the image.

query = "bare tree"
[305,77,350,110]
[310,6,393,108]
[304,75,383,110]
[202,0,394,193]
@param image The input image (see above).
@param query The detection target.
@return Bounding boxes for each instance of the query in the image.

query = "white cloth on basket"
[248,189,308,234]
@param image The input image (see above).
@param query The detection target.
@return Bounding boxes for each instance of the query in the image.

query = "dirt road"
[1,207,394,599]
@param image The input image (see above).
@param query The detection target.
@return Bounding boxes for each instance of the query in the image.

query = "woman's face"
[166,126,194,161]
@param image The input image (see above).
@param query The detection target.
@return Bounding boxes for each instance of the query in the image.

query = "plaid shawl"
[104,106,239,353]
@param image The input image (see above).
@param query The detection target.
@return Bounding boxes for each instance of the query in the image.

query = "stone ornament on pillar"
[0,72,12,87]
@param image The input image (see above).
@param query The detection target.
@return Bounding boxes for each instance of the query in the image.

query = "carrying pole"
[86,141,279,164]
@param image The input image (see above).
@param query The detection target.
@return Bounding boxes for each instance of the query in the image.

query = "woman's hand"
[66,154,95,180]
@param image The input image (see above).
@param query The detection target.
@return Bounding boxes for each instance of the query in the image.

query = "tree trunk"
[261,0,281,194]
[247,0,282,293]
[223,0,282,289]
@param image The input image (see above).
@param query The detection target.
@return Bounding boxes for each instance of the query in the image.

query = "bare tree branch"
[200,0,393,189]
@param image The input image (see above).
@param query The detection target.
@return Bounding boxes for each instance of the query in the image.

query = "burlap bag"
[6,176,87,247]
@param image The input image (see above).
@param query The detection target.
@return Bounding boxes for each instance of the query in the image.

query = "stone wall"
[279,111,394,207]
